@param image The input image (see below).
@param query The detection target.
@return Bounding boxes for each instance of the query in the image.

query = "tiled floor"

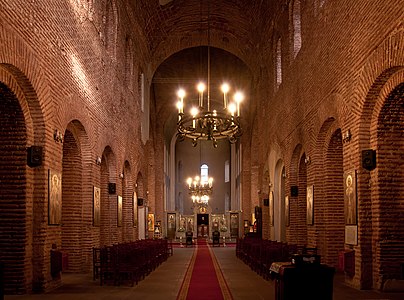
[6,245,404,300]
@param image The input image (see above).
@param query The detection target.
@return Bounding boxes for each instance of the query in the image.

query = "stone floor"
[6,245,404,300]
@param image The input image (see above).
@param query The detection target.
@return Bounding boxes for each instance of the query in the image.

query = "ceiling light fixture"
[176,0,243,147]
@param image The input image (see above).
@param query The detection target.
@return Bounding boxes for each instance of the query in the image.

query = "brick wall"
[0,82,28,294]
[0,0,403,293]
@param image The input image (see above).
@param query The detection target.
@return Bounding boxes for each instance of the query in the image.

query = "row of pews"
[236,237,301,280]
[93,239,172,286]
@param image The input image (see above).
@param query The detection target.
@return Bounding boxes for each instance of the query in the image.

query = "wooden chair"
[186,231,193,247]
[212,231,220,247]
[92,247,101,281]
[166,238,173,256]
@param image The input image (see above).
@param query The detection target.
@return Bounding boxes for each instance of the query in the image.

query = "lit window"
[276,38,282,88]
[292,0,302,58]
[225,160,229,183]
[201,164,208,183]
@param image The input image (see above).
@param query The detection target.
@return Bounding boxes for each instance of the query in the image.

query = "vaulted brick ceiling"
[132,0,274,141]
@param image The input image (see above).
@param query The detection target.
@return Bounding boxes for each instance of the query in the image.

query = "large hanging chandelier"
[187,176,213,205]
[176,1,243,148]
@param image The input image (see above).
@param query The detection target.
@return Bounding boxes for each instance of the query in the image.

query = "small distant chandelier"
[187,176,213,205]
[176,1,243,148]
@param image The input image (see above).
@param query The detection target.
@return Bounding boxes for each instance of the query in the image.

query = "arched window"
[276,38,282,88]
[292,0,302,58]
[200,164,208,183]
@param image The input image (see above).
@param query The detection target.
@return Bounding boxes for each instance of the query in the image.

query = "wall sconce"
[304,156,311,165]
[342,129,352,143]
[53,129,64,143]
[95,156,102,165]
[119,172,124,179]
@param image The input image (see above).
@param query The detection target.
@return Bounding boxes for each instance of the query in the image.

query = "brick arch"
[323,128,344,267]
[122,160,134,242]
[136,172,145,239]
[0,81,29,294]
[287,144,308,247]
[296,153,308,246]
[312,117,340,256]
[61,129,83,273]
[259,165,270,239]
[358,68,404,289]
[136,172,145,199]
[61,120,92,273]
[0,64,46,293]
[150,35,254,79]
[274,159,286,242]
[100,146,117,246]
[286,144,302,244]
[370,81,404,289]
[352,28,404,289]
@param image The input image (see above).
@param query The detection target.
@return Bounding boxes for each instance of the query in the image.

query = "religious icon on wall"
[306,185,314,225]
[167,213,176,239]
[93,186,100,226]
[147,213,154,232]
[269,191,274,226]
[230,212,239,238]
[344,170,357,225]
[117,195,123,227]
[186,216,194,232]
[285,195,290,227]
[133,191,138,227]
[179,216,186,231]
[48,169,62,225]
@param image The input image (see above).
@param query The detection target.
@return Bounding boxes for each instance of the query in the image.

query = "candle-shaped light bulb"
[187,177,192,188]
[197,82,205,107]
[234,91,244,116]
[177,89,186,99]
[209,177,213,188]
[221,83,230,109]
[228,103,236,116]
[177,101,183,114]
[190,107,198,128]
[177,88,185,113]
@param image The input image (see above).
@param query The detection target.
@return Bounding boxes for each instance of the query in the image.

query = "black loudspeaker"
[137,198,144,206]
[108,183,116,194]
[263,198,269,206]
[27,146,43,167]
[362,149,376,171]
[291,186,298,197]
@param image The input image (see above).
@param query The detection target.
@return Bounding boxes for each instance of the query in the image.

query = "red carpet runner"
[177,239,232,300]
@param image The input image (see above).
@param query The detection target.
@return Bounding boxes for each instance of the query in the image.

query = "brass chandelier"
[176,0,243,148]
[187,175,213,205]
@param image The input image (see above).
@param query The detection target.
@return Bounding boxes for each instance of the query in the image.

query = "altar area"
[165,205,241,242]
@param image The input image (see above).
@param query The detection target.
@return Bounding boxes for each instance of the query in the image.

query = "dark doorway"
[197,214,209,238]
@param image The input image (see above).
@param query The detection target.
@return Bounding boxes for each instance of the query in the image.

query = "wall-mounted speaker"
[137,198,144,206]
[27,146,43,167]
[263,198,269,206]
[362,149,376,171]
[291,186,298,197]
[108,183,116,194]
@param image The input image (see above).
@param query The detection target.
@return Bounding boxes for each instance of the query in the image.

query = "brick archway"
[323,129,344,267]
[0,81,28,293]
[372,82,404,288]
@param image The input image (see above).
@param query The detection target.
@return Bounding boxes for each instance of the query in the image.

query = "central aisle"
[177,239,232,300]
